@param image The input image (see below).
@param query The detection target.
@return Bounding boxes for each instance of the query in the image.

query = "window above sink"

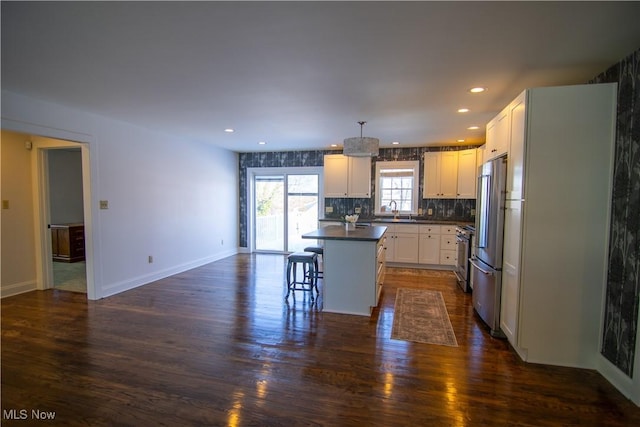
[374,160,420,216]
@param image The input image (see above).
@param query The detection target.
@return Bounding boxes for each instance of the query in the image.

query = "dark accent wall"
[238,146,478,247]
[593,48,640,377]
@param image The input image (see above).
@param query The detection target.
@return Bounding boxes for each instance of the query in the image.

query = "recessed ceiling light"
[391,141,400,145]
[258,141,266,145]
[467,126,480,130]
[457,108,470,113]
[330,144,338,147]
[457,139,465,143]
[469,87,487,93]
[224,128,235,133]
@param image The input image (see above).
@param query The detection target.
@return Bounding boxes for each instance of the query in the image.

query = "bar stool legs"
[303,246,323,279]
[286,252,318,300]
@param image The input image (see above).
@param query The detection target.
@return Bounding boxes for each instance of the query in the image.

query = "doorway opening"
[47,147,86,293]
[1,122,95,300]
[250,167,322,253]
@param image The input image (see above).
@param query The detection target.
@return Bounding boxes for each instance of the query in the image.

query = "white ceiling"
[2,1,640,153]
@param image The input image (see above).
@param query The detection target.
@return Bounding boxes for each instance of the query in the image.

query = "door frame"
[246,166,323,254]
[33,138,96,299]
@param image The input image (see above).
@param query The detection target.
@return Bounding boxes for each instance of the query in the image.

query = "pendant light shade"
[343,121,379,157]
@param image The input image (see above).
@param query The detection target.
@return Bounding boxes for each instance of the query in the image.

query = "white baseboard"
[100,249,238,298]
[1,280,37,298]
[597,353,640,406]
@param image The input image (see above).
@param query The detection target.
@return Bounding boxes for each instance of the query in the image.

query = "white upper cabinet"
[423,149,477,199]
[476,144,485,167]
[506,91,527,201]
[423,151,458,198]
[324,154,371,198]
[456,148,477,198]
[347,156,372,198]
[324,154,349,197]
[485,105,510,160]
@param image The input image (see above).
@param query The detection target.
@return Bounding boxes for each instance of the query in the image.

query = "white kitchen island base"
[302,225,386,316]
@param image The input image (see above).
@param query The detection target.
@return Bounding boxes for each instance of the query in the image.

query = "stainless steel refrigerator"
[471,156,507,337]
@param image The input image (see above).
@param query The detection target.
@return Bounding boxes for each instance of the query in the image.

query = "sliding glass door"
[253,169,321,253]
[255,175,285,251]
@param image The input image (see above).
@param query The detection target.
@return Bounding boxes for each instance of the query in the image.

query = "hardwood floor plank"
[2,254,639,426]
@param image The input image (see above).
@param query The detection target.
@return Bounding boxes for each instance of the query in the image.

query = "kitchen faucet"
[389,200,399,219]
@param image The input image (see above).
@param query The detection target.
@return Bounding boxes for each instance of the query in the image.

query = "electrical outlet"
[418,208,423,215]
[427,208,433,215]
[2,200,9,210]
[100,200,109,209]
[148,255,153,263]
[354,207,361,214]
[471,209,476,216]
[325,206,333,213]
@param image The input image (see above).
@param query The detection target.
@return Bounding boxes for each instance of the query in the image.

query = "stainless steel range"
[454,225,475,293]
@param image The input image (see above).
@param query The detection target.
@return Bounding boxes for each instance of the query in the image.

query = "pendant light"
[343,121,379,157]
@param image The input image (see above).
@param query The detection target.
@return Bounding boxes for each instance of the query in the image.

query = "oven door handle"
[469,258,494,275]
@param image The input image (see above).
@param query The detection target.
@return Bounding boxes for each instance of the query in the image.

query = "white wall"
[1,90,239,299]
[0,131,37,296]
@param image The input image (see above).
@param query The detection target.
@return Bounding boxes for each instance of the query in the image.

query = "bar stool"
[286,251,318,300]
[303,246,324,279]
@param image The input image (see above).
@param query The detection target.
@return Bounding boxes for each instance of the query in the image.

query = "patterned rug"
[391,288,458,347]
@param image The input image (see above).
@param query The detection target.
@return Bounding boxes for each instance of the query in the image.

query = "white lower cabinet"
[386,223,460,268]
[439,226,457,266]
[418,234,440,264]
[418,225,441,264]
[376,237,386,302]
[385,224,420,263]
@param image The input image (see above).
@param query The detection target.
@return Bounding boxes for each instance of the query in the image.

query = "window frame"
[374,160,420,216]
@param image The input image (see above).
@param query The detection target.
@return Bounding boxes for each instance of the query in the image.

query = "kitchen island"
[302,225,387,316]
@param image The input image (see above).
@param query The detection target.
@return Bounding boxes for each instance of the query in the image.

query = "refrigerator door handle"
[469,258,494,275]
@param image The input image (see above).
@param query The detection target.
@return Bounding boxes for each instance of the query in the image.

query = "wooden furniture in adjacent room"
[51,223,85,262]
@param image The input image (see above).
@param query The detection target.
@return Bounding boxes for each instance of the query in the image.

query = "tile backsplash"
[239,145,479,247]
[324,197,475,222]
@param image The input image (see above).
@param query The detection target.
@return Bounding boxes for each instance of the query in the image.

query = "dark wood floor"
[2,254,639,426]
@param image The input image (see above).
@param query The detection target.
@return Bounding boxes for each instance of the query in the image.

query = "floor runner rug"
[391,288,458,347]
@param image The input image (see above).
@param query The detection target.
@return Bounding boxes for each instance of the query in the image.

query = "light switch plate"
[427,208,433,215]
[354,207,361,214]
[2,200,9,210]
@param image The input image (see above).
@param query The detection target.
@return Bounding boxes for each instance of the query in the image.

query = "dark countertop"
[302,225,388,241]
[319,218,473,226]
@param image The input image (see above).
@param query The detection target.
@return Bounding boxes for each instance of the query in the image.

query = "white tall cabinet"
[499,83,617,368]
